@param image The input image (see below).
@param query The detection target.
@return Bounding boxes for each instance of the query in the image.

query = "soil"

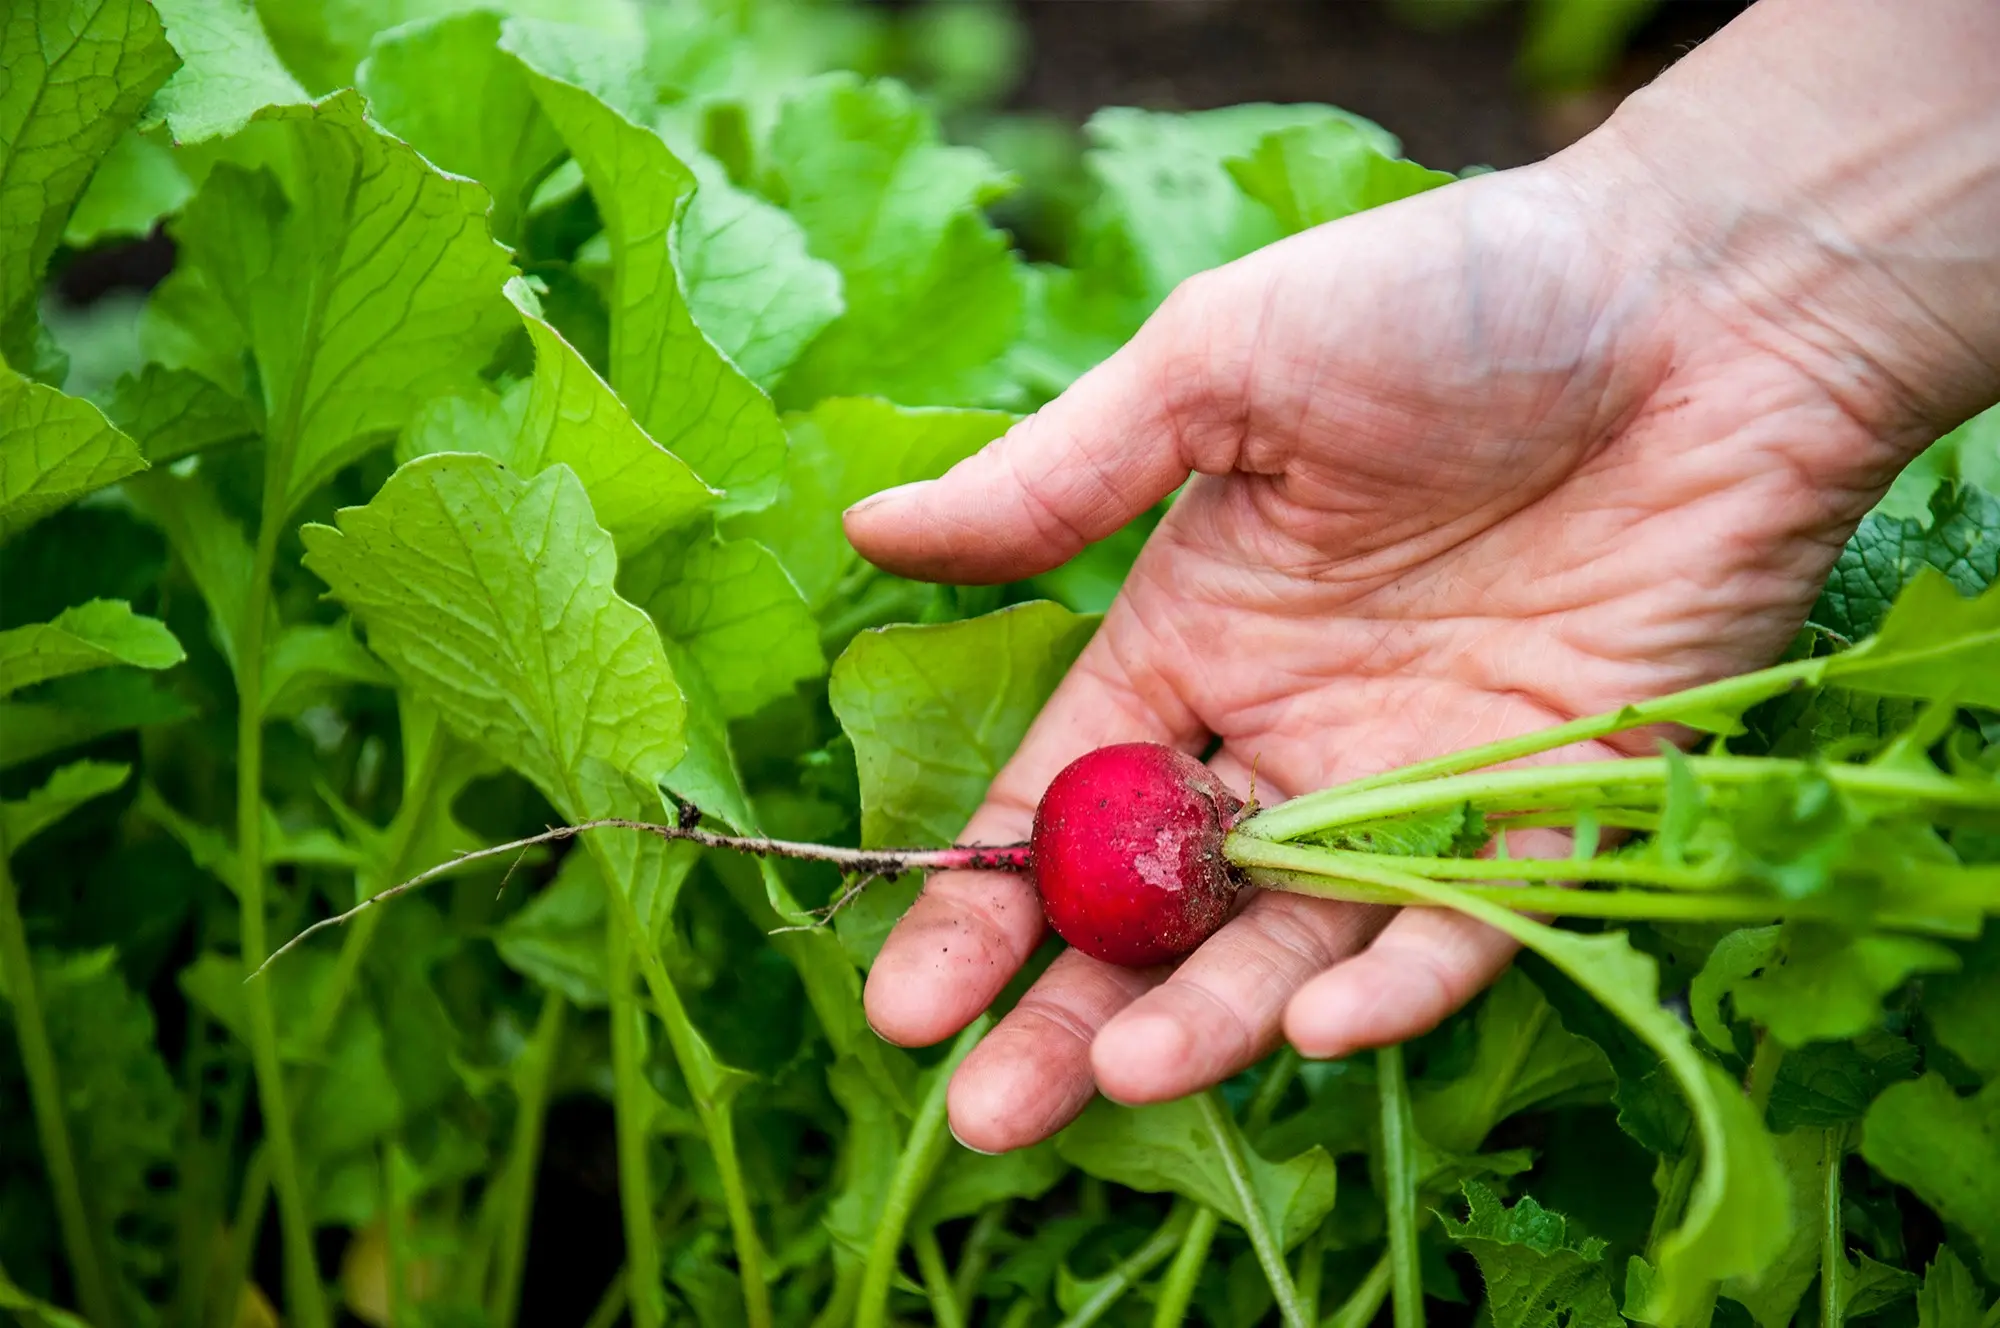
[1010,0,1751,170]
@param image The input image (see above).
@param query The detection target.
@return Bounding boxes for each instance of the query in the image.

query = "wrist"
[1550,0,2000,455]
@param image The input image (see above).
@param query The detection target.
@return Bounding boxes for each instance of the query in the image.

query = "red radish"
[1029,743,1246,966]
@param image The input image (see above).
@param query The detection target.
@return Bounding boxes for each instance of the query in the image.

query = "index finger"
[862,624,1205,1047]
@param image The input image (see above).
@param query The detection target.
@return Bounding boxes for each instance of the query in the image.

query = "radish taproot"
[1029,743,1246,965]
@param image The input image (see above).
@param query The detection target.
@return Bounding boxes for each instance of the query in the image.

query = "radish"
[1029,743,1246,966]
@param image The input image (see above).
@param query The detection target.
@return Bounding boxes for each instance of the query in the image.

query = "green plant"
[3,2,1998,1327]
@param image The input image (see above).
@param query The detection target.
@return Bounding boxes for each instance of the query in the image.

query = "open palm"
[843,154,1915,1153]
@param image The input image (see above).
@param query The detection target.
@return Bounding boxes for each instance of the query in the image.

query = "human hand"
[843,0,2000,1153]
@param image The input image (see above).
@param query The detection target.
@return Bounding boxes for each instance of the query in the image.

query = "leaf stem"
[489,990,566,1328]
[1230,838,1976,933]
[1821,1125,1848,1328]
[0,844,120,1327]
[1195,1089,1309,1328]
[951,1201,1008,1312]
[585,836,770,1328]
[1053,1201,1191,1328]
[607,916,664,1328]
[1292,660,1825,798]
[1239,753,1999,845]
[235,511,327,1328]
[1326,1253,1396,1328]
[911,1226,965,1328]
[1150,1203,1221,1328]
[857,1015,992,1328]
[1378,1045,1425,1328]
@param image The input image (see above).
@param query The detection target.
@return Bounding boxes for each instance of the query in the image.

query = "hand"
[843,0,1999,1152]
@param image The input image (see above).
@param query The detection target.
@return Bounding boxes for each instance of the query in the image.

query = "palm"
[845,162,1899,1152]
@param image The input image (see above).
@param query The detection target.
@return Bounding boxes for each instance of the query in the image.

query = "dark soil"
[1010,0,1752,170]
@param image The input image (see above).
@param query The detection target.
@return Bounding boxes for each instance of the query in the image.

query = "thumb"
[842,276,1252,584]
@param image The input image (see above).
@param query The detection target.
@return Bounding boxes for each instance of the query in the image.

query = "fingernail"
[949,1121,1002,1156]
[845,479,930,518]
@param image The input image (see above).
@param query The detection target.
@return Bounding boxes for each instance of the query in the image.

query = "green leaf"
[167,90,516,519]
[678,152,844,392]
[260,621,392,718]
[831,600,1094,848]
[1056,1096,1338,1250]
[731,396,1014,613]
[62,126,192,247]
[122,466,257,676]
[1439,1181,1622,1328]
[302,451,686,819]
[1923,928,2000,1080]
[1084,104,1393,302]
[1844,1254,1921,1322]
[0,599,182,698]
[259,0,645,97]
[767,75,1025,407]
[1407,885,1790,1328]
[149,0,307,142]
[1690,925,1781,1053]
[0,0,178,371]
[0,668,191,771]
[1915,1247,1996,1328]
[1721,1128,1829,1328]
[1815,482,2000,642]
[1861,1075,2000,1277]
[36,946,181,1290]
[621,529,823,720]
[1225,118,1454,236]
[1412,967,1614,1155]
[356,10,564,246]
[493,847,608,1007]
[102,363,257,463]
[401,281,716,552]
[508,28,788,513]
[1824,571,2000,709]
[0,367,147,542]
[913,1141,1066,1228]
[0,1267,91,1328]
[0,759,130,852]
[1765,1029,1921,1133]
[1732,924,1959,1047]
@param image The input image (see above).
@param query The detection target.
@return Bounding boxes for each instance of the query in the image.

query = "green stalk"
[856,1015,992,1328]
[1194,1090,1309,1328]
[1378,1045,1425,1328]
[210,1145,271,1328]
[1820,1126,1847,1328]
[951,1201,1008,1311]
[583,836,771,1328]
[0,846,120,1326]
[1246,1047,1302,1134]
[1281,847,1732,891]
[911,1227,965,1328]
[218,744,448,1327]
[607,916,664,1328]
[1241,754,2000,844]
[1150,1203,1221,1328]
[1299,660,1825,797]
[581,1265,629,1328]
[1644,1152,1699,1265]
[235,511,327,1328]
[1053,1202,1191,1328]
[1745,1036,1784,1116]
[1230,838,1974,933]
[1327,1254,1395,1328]
[489,990,566,1328]
[382,1144,409,1328]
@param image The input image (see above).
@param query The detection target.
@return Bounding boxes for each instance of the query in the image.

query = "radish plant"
[2,2,1998,1328]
